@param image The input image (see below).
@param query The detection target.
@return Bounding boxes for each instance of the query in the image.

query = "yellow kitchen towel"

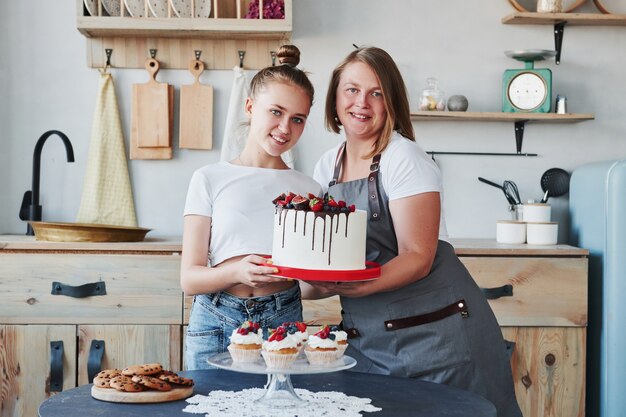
[77,71,138,227]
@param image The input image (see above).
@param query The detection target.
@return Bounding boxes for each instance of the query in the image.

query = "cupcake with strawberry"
[282,321,308,351]
[261,325,299,368]
[304,325,340,365]
[227,320,263,363]
[330,325,348,356]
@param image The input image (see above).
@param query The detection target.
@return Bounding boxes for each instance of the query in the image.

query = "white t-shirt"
[313,132,449,240]
[184,161,322,266]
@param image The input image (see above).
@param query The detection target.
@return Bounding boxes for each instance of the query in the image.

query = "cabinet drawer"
[460,256,587,326]
[0,253,182,324]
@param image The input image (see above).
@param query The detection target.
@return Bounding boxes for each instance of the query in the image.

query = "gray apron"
[327,142,522,417]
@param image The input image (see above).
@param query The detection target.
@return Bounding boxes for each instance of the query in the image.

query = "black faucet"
[19,130,75,235]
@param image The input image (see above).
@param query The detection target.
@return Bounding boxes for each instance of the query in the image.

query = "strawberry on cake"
[304,325,340,365]
[227,321,263,363]
[261,325,299,368]
[282,321,308,351]
[271,192,367,271]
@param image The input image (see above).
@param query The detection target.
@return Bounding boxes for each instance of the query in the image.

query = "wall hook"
[150,49,157,59]
[270,51,277,66]
[238,50,246,68]
[105,48,113,67]
[352,43,359,49]
[194,50,202,60]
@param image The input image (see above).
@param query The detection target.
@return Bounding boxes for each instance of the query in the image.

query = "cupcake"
[282,321,308,351]
[330,325,348,356]
[261,326,299,368]
[304,325,339,365]
[227,321,263,363]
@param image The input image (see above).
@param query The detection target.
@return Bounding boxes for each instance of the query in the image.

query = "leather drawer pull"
[87,339,105,383]
[384,299,469,331]
[480,284,513,300]
[49,341,64,392]
[51,281,107,298]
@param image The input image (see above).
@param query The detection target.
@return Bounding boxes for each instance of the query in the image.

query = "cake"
[271,192,367,271]
[304,325,340,365]
[330,325,348,356]
[261,325,299,368]
[282,321,308,351]
[227,321,263,363]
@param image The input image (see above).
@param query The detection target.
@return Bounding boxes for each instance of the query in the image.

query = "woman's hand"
[231,255,285,288]
[304,280,376,298]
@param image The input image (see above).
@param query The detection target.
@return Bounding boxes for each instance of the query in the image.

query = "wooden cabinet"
[302,239,588,417]
[0,236,182,417]
[75,0,292,70]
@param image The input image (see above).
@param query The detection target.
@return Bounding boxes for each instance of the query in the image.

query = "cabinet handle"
[480,284,513,300]
[87,339,105,383]
[49,341,64,392]
[51,281,107,298]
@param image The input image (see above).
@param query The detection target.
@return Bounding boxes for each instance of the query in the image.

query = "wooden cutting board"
[91,385,193,403]
[179,59,213,149]
[130,58,173,160]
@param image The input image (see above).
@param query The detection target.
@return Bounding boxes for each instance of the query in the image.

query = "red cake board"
[267,261,381,282]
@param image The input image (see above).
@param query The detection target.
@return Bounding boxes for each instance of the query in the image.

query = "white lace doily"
[183,388,382,417]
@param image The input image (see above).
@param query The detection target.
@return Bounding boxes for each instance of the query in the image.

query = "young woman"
[304,46,522,417]
[181,45,321,370]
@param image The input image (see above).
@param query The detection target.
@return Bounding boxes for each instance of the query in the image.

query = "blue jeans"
[184,284,302,370]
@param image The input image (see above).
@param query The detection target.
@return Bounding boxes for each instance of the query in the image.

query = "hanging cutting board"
[179,59,213,149]
[130,58,173,160]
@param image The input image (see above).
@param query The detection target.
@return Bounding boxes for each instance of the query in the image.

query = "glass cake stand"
[207,352,356,409]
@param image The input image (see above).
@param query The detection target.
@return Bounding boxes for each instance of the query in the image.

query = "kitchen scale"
[502,49,556,113]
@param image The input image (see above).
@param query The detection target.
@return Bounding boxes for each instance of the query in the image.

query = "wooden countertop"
[0,235,588,256]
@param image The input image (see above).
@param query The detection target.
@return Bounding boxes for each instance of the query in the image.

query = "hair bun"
[276,44,301,67]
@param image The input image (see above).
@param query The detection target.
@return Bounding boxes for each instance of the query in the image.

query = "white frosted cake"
[271,193,367,271]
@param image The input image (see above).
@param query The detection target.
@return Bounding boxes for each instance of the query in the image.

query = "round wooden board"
[91,385,194,403]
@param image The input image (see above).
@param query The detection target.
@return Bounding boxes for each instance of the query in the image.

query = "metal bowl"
[28,221,151,242]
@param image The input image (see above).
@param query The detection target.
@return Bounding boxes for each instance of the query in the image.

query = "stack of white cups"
[496,203,558,245]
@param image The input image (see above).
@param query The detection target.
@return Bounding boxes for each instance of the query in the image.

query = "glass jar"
[418,77,446,111]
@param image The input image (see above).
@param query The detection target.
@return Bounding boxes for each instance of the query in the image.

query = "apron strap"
[328,142,346,188]
[328,142,383,222]
[384,299,469,331]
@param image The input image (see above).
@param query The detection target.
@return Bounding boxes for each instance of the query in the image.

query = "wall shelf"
[502,12,626,64]
[410,111,594,156]
[75,0,292,70]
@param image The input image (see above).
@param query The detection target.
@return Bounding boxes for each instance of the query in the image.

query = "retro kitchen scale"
[502,49,556,113]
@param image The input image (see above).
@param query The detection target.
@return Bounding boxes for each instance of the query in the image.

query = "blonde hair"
[325,46,414,159]
[249,44,314,105]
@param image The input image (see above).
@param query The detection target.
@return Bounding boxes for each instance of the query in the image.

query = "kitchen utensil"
[503,180,522,205]
[507,0,586,12]
[540,168,570,202]
[179,58,214,149]
[130,58,173,159]
[478,177,516,205]
[503,50,556,114]
[28,221,150,242]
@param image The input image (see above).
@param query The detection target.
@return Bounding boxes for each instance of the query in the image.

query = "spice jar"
[537,0,562,12]
[418,78,446,111]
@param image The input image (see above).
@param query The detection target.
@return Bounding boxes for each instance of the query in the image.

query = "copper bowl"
[28,221,151,242]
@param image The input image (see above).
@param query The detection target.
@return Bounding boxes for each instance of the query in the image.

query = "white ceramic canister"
[523,203,551,223]
[496,220,527,244]
[537,0,563,12]
[527,222,558,245]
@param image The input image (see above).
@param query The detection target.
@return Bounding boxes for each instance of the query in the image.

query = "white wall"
[2,0,625,240]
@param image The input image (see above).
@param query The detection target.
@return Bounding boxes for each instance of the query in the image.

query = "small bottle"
[556,95,567,114]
